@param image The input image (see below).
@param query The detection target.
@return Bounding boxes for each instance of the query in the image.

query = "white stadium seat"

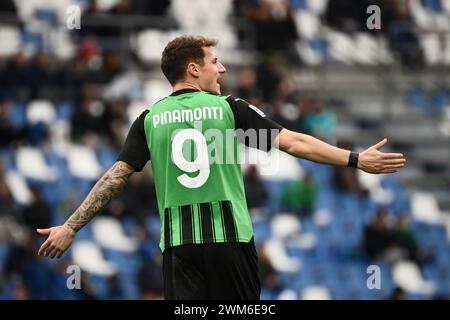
[71,241,118,276]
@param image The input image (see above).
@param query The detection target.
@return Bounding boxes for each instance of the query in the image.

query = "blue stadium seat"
[0,244,10,273]
[0,148,16,171]
[9,102,27,130]
[56,101,75,122]
[309,37,329,59]
[421,0,444,12]
[289,0,308,11]
[406,87,428,114]
[96,147,119,170]
[430,88,449,114]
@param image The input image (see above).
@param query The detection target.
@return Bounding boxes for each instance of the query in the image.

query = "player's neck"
[173,80,201,93]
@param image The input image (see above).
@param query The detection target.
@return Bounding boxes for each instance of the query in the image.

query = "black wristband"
[348,151,359,168]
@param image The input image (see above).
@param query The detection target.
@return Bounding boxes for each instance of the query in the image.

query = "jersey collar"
[170,88,200,96]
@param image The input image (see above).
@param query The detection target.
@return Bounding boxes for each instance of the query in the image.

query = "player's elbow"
[279,130,312,158]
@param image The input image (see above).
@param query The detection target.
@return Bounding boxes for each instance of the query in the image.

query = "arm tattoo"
[66,161,134,232]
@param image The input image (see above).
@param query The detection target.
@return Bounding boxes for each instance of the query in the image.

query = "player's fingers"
[381,169,397,174]
[383,162,405,169]
[38,240,51,256]
[381,153,404,159]
[37,228,52,235]
[383,158,406,165]
[379,166,403,173]
[371,138,388,150]
[49,248,59,259]
[45,245,56,257]
[56,251,64,259]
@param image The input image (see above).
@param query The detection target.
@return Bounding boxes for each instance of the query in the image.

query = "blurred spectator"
[271,78,301,129]
[22,187,52,232]
[0,158,5,180]
[0,99,20,147]
[71,83,106,144]
[364,209,431,267]
[385,0,424,68]
[1,53,32,101]
[258,244,282,297]
[256,59,283,102]
[0,182,16,218]
[79,1,131,38]
[363,208,398,261]
[137,256,164,300]
[104,98,128,148]
[0,182,28,246]
[1,275,30,300]
[244,165,269,220]
[393,213,429,266]
[98,51,125,84]
[280,172,317,217]
[333,143,369,196]
[27,52,57,100]
[325,0,368,33]
[235,0,299,60]
[389,286,406,300]
[77,37,103,76]
[299,97,336,140]
[235,68,264,102]
[0,0,16,14]
[270,101,301,131]
[131,0,171,16]
[120,171,158,223]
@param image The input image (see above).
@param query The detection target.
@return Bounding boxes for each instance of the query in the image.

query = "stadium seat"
[392,261,436,296]
[9,102,27,130]
[56,101,75,121]
[264,239,301,273]
[143,79,172,106]
[66,144,103,180]
[71,241,117,277]
[27,100,56,125]
[305,0,328,15]
[411,192,443,224]
[301,285,331,300]
[16,146,58,181]
[92,217,138,252]
[294,11,320,39]
[4,171,32,205]
[0,25,21,57]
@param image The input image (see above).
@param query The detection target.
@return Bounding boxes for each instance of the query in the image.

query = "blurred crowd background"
[0,0,449,300]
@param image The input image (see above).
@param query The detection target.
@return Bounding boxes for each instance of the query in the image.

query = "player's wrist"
[347,151,359,168]
[64,223,77,236]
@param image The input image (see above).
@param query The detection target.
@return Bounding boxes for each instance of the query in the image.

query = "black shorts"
[163,238,260,300]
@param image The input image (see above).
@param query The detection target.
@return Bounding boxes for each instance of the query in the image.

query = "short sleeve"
[117,110,150,171]
[226,96,283,151]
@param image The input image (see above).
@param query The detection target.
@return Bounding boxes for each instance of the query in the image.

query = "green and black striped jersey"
[118,89,282,252]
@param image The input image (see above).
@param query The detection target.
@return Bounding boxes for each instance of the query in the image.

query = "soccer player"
[37,35,406,299]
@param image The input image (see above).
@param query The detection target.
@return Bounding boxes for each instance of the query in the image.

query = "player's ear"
[187,62,200,78]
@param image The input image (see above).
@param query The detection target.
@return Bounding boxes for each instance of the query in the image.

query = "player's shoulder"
[224,96,267,117]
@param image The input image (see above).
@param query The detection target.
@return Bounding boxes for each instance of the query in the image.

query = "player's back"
[143,89,253,251]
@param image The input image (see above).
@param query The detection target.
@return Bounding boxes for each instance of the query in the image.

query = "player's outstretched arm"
[276,129,406,174]
[37,161,135,259]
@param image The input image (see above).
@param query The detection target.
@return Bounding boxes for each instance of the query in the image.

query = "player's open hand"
[358,138,406,174]
[37,224,76,259]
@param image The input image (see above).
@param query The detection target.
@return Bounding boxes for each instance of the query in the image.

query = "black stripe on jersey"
[164,208,172,249]
[196,203,202,242]
[220,200,237,242]
[199,202,214,241]
[180,204,194,244]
